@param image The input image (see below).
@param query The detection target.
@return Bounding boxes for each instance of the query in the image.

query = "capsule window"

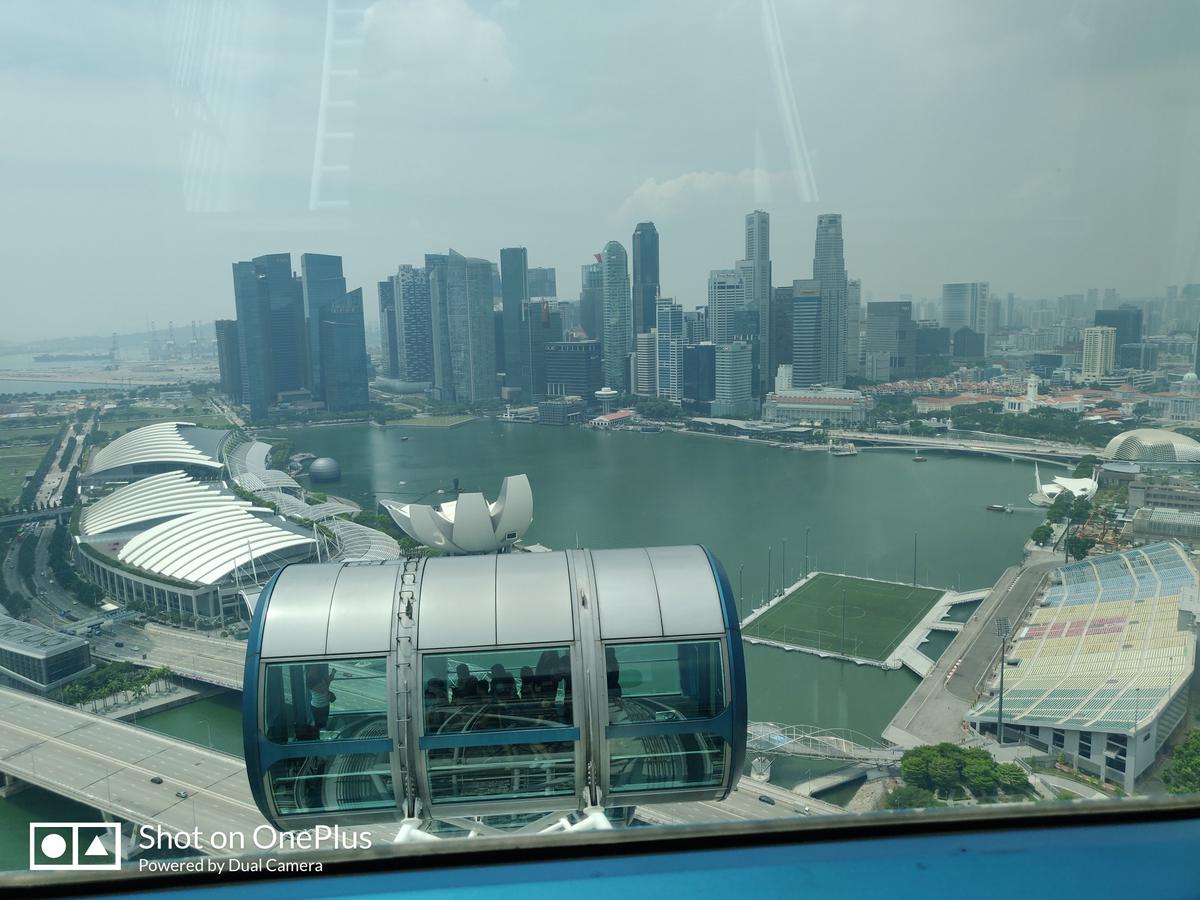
[605,640,725,723]
[608,733,728,794]
[422,647,573,734]
[426,741,576,803]
[267,752,394,815]
[263,658,388,744]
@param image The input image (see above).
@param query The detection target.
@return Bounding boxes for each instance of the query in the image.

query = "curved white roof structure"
[225,439,302,492]
[87,422,228,479]
[1104,429,1200,463]
[80,470,250,537]
[382,474,532,555]
[256,490,359,522]
[118,506,316,586]
[325,519,401,561]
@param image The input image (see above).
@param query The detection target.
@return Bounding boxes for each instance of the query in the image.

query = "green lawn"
[742,573,943,661]
[0,424,61,443]
[0,445,50,503]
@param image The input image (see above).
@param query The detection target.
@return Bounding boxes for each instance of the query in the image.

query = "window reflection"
[268,753,394,814]
[423,648,573,733]
[264,658,388,743]
[608,733,727,794]
[426,742,576,803]
[606,641,725,723]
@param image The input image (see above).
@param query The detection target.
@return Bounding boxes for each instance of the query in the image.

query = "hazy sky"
[3,0,1199,341]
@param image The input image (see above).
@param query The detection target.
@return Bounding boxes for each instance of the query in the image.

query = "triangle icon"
[84,835,108,857]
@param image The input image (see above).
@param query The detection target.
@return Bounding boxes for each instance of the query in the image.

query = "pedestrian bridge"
[747,722,903,763]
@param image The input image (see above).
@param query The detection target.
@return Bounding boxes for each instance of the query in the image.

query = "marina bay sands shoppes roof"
[84,421,230,484]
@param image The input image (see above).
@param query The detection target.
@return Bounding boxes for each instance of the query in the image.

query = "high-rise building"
[500,247,529,389]
[631,222,660,334]
[253,253,307,398]
[846,278,862,377]
[215,319,242,403]
[633,331,657,397]
[579,258,603,341]
[1117,343,1159,371]
[429,250,496,403]
[393,265,434,382]
[601,241,632,391]
[232,260,273,422]
[790,279,822,388]
[864,301,917,381]
[527,267,557,299]
[523,299,563,398]
[1082,326,1117,380]
[743,211,771,393]
[771,285,794,374]
[682,343,717,408]
[378,279,399,378]
[941,282,990,335]
[655,299,683,403]
[713,342,754,418]
[813,214,848,386]
[544,340,602,398]
[916,322,951,376]
[1095,306,1143,351]
[318,288,370,412]
[707,269,744,345]
[300,253,348,399]
[683,308,708,344]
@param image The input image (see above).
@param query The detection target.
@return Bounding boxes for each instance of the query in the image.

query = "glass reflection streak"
[243,546,746,829]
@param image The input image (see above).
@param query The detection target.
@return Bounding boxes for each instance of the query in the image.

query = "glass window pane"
[423,647,573,734]
[608,733,728,794]
[268,752,395,815]
[606,641,725,722]
[264,658,388,743]
[426,742,576,803]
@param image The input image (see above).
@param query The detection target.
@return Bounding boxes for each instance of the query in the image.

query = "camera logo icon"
[30,823,121,871]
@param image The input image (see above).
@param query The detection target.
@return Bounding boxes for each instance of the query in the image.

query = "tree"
[929,755,961,795]
[1031,524,1054,546]
[1162,729,1200,795]
[900,745,939,790]
[996,762,1029,792]
[1066,535,1096,561]
[962,757,998,796]
[886,785,943,809]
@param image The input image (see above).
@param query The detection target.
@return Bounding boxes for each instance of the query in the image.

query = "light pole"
[738,564,745,613]
[804,527,811,578]
[767,545,772,600]
[782,538,787,589]
[198,720,212,748]
[995,617,1010,744]
[841,589,847,655]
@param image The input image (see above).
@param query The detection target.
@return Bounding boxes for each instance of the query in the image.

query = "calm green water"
[1,421,1039,870]
[918,630,957,662]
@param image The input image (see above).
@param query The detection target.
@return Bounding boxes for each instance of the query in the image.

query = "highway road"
[90,622,247,689]
[638,779,843,826]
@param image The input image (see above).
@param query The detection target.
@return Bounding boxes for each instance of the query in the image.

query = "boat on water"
[829,441,858,456]
[912,448,928,462]
[986,504,1015,513]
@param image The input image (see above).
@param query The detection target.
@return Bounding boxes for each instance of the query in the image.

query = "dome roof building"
[1103,429,1200,463]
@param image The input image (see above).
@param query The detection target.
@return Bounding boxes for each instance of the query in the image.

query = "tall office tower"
[393,265,434,382]
[544,340,603,398]
[813,214,848,386]
[601,241,632,391]
[771,285,794,373]
[790,280,822,387]
[744,210,772,392]
[232,260,274,422]
[1086,287,1099,310]
[319,288,370,412]
[682,343,717,408]
[523,299,563,398]
[1095,305,1143,351]
[707,269,745,344]
[215,320,242,403]
[300,253,347,398]
[1103,288,1120,307]
[527,267,557,299]
[864,301,917,381]
[253,253,307,397]
[631,222,660,334]
[683,309,708,344]
[915,322,952,376]
[378,279,399,378]
[846,278,862,377]
[713,342,753,416]
[428,250,496,403]
[1082,326,1117,379]
[1005,292,1016,328]
[500,247,529,388]
[426,253,451,396]
[655,299,684,403]
[633,330,657,397]
[580,258,604,341]
[940,282,990,334]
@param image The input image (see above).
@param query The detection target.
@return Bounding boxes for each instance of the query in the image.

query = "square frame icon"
[30,822,121,871]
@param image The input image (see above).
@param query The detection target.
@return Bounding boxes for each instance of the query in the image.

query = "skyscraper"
[528,267,557,299]
[744,211,771,392]
[771,285,794,375]
[601,241,632,391]
[523,299,563,398]
[319,287,370,412]
[656,299,683,403]
[813,214,848,386]
[253,253,307,398]
[1082,326,1117,380]
[393,265,434,382]
[790,280,822,387]
[544,340,602,398]
[215,319,242,403]
[429,250,496,404]
[633,331,657,397]
[500,247,529,389]
[846,278,862,377]
[378,279,399,379]
[940,282,990,334]
[707,269,744,345]
[579,258,603,342]
[1095,306,1143,351]
[682,343,717,408]
[232,260,273,422]
[301,253,347,398]
[864,301,917,381]
[713,342,753,417]
[631,222,660,334]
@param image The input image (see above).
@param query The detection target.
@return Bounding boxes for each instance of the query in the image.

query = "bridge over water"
[747,722,903,764]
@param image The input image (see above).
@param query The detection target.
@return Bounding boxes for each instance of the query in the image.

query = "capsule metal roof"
[79,470,250,537]
[86,422,228,477]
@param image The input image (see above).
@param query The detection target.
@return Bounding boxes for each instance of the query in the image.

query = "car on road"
[758,795,776,805]
[150,776,163,785]
[114,641,124,647]
[176,790,189,799]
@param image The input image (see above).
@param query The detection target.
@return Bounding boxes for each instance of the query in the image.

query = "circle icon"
[40,832,68,859]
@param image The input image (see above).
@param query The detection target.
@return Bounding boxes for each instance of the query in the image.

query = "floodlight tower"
[995,616,1011,744]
